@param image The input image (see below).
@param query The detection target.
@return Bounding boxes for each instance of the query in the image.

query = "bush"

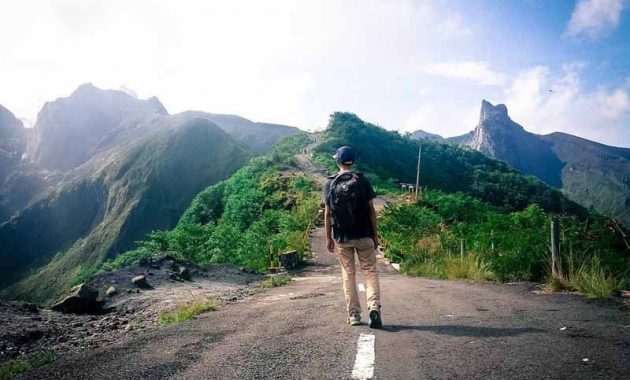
[444,253,496,281]
[380,190,629,288]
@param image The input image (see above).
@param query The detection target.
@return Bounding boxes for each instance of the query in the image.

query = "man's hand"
[327,237,335,252]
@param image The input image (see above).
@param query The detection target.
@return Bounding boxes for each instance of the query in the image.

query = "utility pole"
[415,143,422,202]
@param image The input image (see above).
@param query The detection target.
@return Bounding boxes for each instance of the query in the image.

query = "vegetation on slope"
[101,133,320,274]
[379,190,629,297]
[2,118,249,304]
[158,299,219,326]
[314,112,584,215]
[316,112,628,297]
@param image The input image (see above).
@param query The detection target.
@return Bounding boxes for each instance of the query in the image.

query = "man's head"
[333,146,355,169]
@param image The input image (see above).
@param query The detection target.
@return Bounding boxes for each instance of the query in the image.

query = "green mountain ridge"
[319,112,583,215]
[421,100,630,227]
[1,117,249,303]
[0,84,301,304]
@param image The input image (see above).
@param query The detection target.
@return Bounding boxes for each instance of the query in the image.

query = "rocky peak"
[479,100,509,123]
[0,104,27,183]
[466,100,526,157]
[26,84,169,171]
[0,104,24,138]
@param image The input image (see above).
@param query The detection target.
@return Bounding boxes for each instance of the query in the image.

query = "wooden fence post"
[551,216,561,278]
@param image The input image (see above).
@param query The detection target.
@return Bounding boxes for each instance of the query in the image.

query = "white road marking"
[358,283,366,292]
[352,333,375,380]
[391,263,400,271]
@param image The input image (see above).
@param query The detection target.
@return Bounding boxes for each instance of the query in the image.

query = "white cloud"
[436,11,473,38]
[566,0,624,38]
[421,61,506,86]
[503,63,629,146]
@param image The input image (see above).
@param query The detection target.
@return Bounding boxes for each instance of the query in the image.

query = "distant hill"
[177,111,299,154]
[410,129,444,142]
[447,100,630,227]
[317,112,583,215]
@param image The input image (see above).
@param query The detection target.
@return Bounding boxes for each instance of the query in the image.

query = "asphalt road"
[22,227,630,379]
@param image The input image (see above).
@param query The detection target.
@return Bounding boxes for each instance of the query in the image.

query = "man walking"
[323,146,382,328]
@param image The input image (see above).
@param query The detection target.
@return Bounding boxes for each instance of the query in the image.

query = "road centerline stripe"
[352,333,375,380]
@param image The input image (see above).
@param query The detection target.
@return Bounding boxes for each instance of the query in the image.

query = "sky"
[0,0,628,147]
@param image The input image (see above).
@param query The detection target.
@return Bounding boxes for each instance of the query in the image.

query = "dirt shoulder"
[0,257,263,366]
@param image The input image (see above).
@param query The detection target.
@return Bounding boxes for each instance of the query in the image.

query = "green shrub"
[379,190,628,287]
[101,248,153,271]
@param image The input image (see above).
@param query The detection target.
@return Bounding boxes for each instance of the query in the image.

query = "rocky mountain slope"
[449,101,565,188]
[0,104,27,182]
[1,117,249,303]
[0,84,299,304]
[413,100,630,227]
[25,83,168,172]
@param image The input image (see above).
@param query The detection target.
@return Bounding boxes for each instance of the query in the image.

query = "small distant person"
[323,146,382,328]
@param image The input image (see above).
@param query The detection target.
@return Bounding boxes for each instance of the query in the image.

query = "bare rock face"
[25,83,168,171]
[447,100,630,228]
[51,284,102,314]
[449,100,565,188]
[0,104,27,184]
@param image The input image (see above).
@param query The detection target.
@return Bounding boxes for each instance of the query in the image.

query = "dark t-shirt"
[323,172,377,242]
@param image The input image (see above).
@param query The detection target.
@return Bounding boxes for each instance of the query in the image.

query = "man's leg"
[337,242,361,316]
[355,237,381,311]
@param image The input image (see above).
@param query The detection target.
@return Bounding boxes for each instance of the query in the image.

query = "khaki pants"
[337,237,381,316]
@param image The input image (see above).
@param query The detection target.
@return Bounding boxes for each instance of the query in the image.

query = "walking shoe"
[348,313,361,326]
[369,308,382,329]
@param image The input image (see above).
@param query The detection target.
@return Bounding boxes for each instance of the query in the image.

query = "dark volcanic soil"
[0,257,263,365]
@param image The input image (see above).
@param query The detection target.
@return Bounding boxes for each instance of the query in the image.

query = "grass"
[0,349,56,380]
[258,274,292,289]
[158,299,219,326]
[444,253,496,281]
[403,260,445,279]
[571,257,623,299]
[544,256,623,299]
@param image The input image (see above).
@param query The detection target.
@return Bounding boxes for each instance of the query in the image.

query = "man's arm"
[368,200,378,248]
[324,205,335,252]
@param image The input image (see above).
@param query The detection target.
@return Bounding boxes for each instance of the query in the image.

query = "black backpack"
[328,172,368,230]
